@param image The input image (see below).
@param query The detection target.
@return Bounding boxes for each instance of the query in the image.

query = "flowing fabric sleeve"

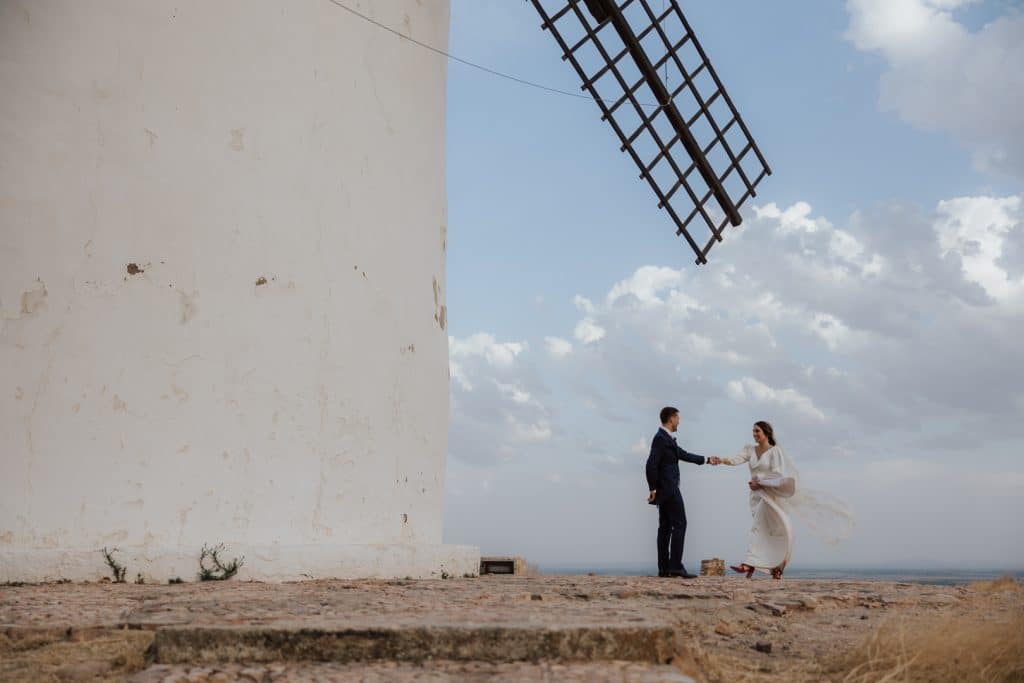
[756,448,797,498]
[760,446,856,544]
[719,445,754,466]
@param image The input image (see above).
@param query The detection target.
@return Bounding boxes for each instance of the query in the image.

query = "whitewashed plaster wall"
[0,0,478,581]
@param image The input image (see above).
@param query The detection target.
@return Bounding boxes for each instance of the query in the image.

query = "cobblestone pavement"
[1,575,1017,682]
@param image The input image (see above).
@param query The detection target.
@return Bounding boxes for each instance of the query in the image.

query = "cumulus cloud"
[450,333,524,367]
[606,266,685,307]
[448,332,553,465]
[449,332,525,391]
[725,196,1023,445]
[727,377,827,422]
[573,318,606,344]
[449,194,1024,472]
[845,0,1024,178]
[755,201,829,235]
[573,295,595,314]
[934,195,1023,301]
[544,336,573,358]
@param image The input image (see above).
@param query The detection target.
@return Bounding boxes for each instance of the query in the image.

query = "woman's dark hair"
[755,421,776,446]
[660,406,679,425]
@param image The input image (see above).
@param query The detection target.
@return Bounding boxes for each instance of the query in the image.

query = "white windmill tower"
[0,0,477,582]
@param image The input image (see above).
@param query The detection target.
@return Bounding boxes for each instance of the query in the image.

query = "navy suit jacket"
[645,428,706,505]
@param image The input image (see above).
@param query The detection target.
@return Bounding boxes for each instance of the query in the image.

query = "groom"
[646,406,720,578]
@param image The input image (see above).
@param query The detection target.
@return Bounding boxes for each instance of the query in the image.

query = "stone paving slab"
[0,575,963,631]
[129,661,697,682]
[148,624,681,666]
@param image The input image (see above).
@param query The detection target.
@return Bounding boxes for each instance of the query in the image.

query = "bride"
[719,421,800,579]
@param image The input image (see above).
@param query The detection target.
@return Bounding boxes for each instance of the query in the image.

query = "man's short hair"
[660,406,679,425]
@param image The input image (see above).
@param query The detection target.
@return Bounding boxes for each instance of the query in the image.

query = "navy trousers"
[656,491,687,572]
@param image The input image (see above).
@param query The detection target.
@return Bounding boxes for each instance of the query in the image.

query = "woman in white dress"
[719,421,798,579]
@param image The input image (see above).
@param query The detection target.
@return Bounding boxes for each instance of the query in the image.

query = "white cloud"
[449,333,525,390]
[494,381,536,406]
[606,266,684,306]
[573,318,606,344]
[755,201,830,235]
[924,0,981,9]
[450,332,524,367]
[808,312,855,352]
[573,295,595,314]
[727,377,828,421]
[829,229,865,262]
[448,333,552,464]
[505,414,553,441]
[934,195,1023,301]
[845,0,1024,178]
[684,332,749,365]
[544,336,573,358]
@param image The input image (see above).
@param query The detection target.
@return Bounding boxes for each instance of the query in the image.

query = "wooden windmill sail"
[528,0,771,264]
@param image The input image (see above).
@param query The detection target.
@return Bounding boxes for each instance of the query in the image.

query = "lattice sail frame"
[529,0,771,264]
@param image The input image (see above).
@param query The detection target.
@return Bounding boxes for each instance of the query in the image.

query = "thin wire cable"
[324,0,663,110]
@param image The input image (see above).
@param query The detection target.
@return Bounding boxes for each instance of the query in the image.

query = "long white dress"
[721,444,798,574]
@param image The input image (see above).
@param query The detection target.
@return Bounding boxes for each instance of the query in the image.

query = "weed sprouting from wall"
[198,543,244,581]
[101,547,127,583]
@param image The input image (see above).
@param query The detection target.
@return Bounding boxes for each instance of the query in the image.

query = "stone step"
[148,624,684,666]
[130,661,698,682]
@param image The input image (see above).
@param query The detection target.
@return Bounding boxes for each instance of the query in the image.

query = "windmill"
[528,0,771,264]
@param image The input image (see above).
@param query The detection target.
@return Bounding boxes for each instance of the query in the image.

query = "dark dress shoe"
[664,569,698,579]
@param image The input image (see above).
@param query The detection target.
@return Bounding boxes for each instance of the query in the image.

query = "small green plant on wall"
[101,547,127,583]
[198,543,244,581]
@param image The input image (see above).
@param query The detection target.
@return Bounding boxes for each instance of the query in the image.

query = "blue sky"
[439,0,1024,569]
[446,0,1016,339]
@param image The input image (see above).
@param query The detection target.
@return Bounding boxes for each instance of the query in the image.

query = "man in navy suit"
[646,406,720,578]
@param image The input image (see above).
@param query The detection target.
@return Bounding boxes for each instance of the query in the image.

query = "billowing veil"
[769,447,855,545]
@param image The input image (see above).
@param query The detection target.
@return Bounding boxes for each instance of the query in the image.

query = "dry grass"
[0,629,153,682]
[684,577,1024,683]
[969,575,1024,595]
[829,577,1024,683]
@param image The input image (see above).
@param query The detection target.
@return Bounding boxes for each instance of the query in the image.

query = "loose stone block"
[700,558,726,577]
[480,557,527,576]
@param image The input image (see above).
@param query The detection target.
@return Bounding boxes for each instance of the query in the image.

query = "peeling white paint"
[0,0,476,581]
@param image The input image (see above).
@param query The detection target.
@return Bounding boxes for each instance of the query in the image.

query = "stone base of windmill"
[0,544,481,583]
[700,558,725,576]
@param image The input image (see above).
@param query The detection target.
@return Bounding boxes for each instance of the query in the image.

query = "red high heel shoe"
[730,563,755,579]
